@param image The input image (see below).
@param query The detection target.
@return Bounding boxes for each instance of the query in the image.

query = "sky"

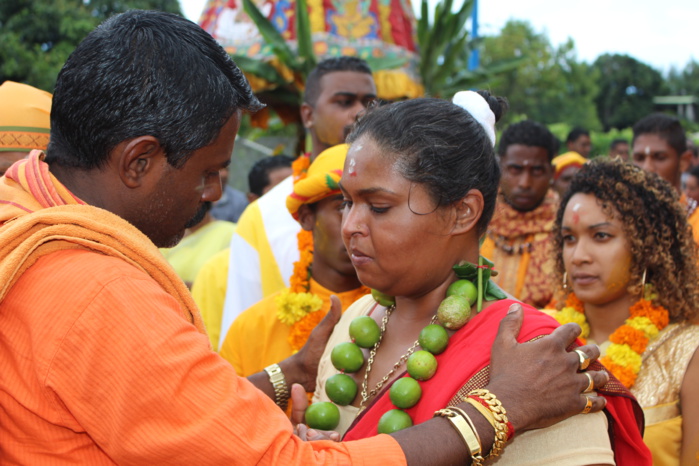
[180,0,697,73]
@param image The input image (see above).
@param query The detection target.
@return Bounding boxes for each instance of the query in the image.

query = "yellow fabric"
[643,412,683,466]
[236,200,286,298]
[687,205,699,246]
[0,82,52,152]
[219,278,368,377]
[552,151,586,178]
[192,248,230,351]
[161,220,235,285]
[286,143,348,219]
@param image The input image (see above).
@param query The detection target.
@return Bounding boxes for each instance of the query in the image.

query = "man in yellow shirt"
[219,57,377,348]
[631,113,699,244]
[220,144,370,375]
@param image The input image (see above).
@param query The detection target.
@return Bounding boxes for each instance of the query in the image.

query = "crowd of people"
[1,9,697,465]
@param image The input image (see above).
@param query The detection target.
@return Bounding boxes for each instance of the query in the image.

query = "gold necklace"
[359,305,438,408]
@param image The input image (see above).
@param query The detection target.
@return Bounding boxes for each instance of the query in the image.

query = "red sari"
[343,299,651,465]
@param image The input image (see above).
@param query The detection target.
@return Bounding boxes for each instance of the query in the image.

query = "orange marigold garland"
[292,154,311,183]
[553,292,669,388]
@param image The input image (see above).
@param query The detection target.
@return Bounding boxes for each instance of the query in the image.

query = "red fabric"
[343,299,651,465]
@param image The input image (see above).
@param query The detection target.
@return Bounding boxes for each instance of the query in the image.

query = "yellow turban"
[0,81,52,152]
[287,144,349,220]
[552,151,587,180]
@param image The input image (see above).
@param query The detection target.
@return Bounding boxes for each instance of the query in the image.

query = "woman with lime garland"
[310,93,650,464]
[550,158,699,465]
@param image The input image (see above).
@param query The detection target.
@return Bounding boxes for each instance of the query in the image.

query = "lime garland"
[306,257,505,432]
[553,289,669,388]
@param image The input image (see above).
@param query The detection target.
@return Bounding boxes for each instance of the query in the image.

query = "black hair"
[566,127,590,144]
[632,113,687,156]
[303,56,372,107]
[346,92,507,235]
[689,164,699,180]
[497,120,557,162]
[609,138,628,150]
[45,10,263,170]
[248,155,294,196]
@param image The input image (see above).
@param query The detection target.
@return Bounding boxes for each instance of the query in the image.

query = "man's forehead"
[319,71,376,94]
[632,134,675,155]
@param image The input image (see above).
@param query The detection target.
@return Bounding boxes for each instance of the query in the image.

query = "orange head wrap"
[286,144,349,220]
[552,151,587,180]
[0,81,52,152]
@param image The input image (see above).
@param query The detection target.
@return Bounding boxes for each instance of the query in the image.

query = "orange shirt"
[0,248,405,464]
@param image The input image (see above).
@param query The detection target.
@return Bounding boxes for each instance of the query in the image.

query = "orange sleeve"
[40,252,405,464]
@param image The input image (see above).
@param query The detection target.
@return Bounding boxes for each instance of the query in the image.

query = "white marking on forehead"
[572,203,582,212]
[348,157,357,174]
[644,146,651,155]
[349,144,363,155]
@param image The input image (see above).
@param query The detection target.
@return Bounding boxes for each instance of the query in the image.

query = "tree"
[666,59,699,96]
[480,20,601,130]
[0,0,182,92]
[592,53,665,130]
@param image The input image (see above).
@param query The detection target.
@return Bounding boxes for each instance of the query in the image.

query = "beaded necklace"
[553,291,670,388]
[305,257,506,433]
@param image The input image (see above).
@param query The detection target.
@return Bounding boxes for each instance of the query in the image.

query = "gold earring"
[562,271,568,290]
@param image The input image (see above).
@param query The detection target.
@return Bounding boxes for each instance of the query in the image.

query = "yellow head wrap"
[287,144,349,220]
[552,151,587,180]
[0,81,53,152]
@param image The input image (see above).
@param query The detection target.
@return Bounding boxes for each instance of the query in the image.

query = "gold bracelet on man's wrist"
[263,363,289,411]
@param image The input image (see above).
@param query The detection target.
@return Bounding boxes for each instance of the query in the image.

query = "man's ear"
[451,189,484,235]
[680,149,693,174]
[297,204,316,232]
[300,102,314,129]
[113,136,167,188]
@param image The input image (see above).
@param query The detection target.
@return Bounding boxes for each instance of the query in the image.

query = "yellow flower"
[606,344,642,373]
[554,307,590,338]
[626,316,660,339]
[276,291,323,325]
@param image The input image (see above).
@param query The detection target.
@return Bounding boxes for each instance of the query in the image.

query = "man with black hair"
[608,138,629,161]
[220,56,377,346]
[482,120,558,308]
[247,154,294,202]
[0,10,609,464]
[566,127,592,158]
[632,113,699,243]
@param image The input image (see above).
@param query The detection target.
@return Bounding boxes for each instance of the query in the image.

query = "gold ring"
[574,349,591,371]
[581,396,593,414]
[583,372,594,393]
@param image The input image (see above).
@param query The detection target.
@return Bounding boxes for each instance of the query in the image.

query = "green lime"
[305,402,340,430]
[349,316,381,348]
[389,377,422,409]
[325,373,358,406]
[377,409,413,434]
[371,289,395,307]
[446,279,478,305]
[330,342,365,373]
[437,295,472,330]
[406,350,438,381]
[418,324,449,355]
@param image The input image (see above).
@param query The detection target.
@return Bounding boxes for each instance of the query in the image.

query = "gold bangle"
[263,363,289,411]
[468,389,509,459]
[464,397,497,430]
[447,406,482,448]
[434,408,484,465]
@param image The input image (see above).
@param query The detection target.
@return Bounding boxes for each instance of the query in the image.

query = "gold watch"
[264,363,290,411]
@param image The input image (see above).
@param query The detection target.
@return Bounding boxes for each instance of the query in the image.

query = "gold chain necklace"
[359,305,439,408]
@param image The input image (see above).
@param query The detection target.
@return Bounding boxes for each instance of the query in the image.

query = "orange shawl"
[0,151,206,335]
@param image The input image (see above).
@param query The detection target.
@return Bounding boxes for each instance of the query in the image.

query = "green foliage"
[667,59,699,96]
[592,53,665,131]
[417,0,522,98]
[0,0,182,92]
[547,122,633,158]
[481,20,601,130]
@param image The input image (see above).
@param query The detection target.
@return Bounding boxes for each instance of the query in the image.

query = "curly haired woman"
[551,158,699,465]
